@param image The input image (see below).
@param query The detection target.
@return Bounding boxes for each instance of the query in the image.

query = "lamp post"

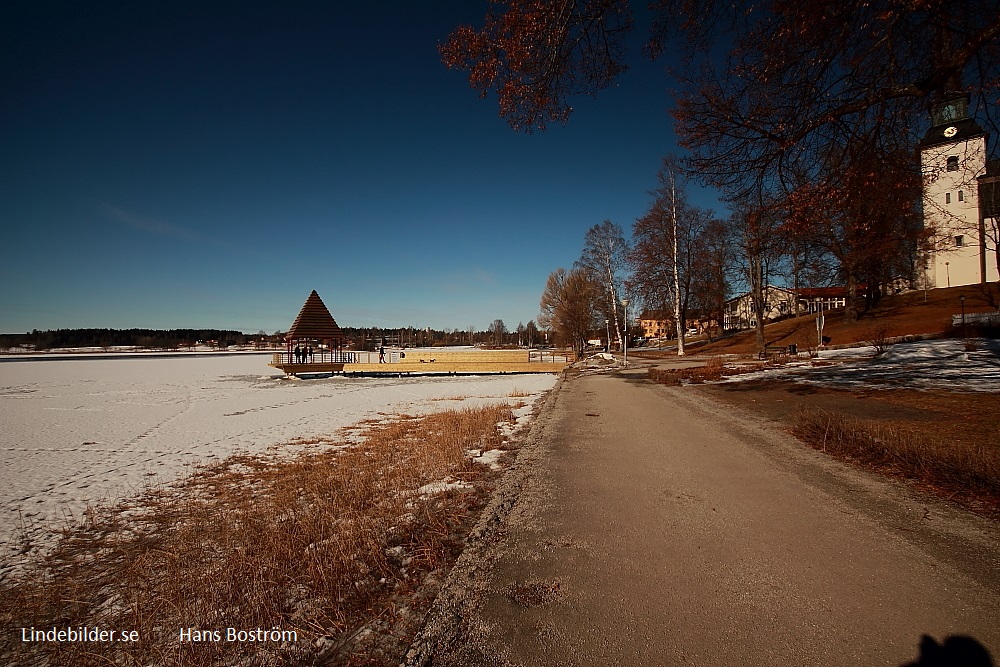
[621,299,629,366]
[960,294,966,338]
[946,261,951,288]
[605,319,610,353]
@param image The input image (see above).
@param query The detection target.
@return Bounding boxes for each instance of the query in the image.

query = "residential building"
[638,310,673,339]
[724,286,850,330]
[723,286,796,330]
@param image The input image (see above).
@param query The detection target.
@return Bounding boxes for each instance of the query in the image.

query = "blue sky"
[1,1,721,334]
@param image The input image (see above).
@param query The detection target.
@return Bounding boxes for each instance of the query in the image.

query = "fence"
[952,312,1000,327]
[271,351,357,365]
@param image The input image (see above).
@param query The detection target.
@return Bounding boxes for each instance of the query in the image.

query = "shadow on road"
[901,634,994,666]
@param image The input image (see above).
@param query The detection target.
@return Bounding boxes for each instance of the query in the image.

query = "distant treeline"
[2,321,544,352]
[0,328,256,351]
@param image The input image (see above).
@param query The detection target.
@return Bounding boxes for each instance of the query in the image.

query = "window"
[955,235,965,247]
[946,192,951,204]
[947,156,959,171]
[958,190,964,202]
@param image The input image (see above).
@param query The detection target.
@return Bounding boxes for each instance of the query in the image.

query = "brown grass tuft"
[0,404,517,666]
[792,409,1000,505]
[648,362,761,385]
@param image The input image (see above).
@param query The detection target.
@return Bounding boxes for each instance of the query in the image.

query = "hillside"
[689,283,1000,356]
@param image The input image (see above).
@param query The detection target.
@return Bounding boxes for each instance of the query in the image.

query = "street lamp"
[946,261,951,288]
[621,299,629,366]
[960,294,967,338]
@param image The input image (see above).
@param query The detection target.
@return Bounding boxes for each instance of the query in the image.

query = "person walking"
[379,345,386,363]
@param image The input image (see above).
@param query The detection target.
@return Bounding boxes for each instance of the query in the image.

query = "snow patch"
[720,339,1000,392]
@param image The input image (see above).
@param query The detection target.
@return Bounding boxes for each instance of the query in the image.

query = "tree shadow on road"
[901,634,994,667]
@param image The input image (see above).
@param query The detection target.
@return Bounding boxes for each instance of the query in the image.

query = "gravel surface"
[406,366,1000,666]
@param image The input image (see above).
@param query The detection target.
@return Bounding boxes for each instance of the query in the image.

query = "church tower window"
[958,191,964,202]
[946,193,951,204]
[947,156,959,171]
[955,235,965,247]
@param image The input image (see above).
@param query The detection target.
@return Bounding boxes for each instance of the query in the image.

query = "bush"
[863,322,895,355]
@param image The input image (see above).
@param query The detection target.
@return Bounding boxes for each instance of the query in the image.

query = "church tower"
[919,92,996,287]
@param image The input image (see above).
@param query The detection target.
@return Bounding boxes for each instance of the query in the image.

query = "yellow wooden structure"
[270,348,571,376]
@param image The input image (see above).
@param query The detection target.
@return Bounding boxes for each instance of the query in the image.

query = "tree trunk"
[844,271,858,322]
[792,250,801,317]
[608,271,622,350]
[670,173,685,356]
[751,257,766,351]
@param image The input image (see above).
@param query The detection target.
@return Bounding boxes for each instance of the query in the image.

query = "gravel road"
[407,367,1000,666]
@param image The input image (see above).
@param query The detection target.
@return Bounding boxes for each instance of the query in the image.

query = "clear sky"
[1,1,721,334]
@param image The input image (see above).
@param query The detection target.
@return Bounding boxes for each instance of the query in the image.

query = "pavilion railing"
[272,351,357,365]
[273,349,574,366]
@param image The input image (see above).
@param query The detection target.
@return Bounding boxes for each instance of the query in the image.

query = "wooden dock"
[269,349,571,376]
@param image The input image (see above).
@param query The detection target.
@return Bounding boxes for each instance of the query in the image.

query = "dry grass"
[648,360,761,385]
[793,409,1000,511]
[0,404,518,667]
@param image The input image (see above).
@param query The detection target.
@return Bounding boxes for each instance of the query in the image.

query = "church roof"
[286,290,342,341]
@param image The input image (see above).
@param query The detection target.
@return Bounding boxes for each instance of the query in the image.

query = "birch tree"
[575,221,628,350]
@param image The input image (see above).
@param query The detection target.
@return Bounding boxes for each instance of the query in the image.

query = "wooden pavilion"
[269,290,572,377]
[269,290,351,375]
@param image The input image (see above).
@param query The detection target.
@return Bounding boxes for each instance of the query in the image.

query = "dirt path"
[408,368,1000,666]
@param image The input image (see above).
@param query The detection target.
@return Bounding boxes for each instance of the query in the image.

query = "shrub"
[864,321,895,356]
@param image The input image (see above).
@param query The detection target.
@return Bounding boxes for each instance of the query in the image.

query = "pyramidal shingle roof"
[286,290,342,341]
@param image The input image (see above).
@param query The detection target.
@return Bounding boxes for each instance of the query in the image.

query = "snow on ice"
[0,352,556,577]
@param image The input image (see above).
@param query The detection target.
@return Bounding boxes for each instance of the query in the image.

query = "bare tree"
[488,319,508,347]
[728,203,785,351]
[539,267,601,358]
[575,220,628,350]
[631,161,718,355]
[440,0,633,131]
[783,145,924,321]
[444,2,1000,155]
[688,216,733,341]
[525,320,539,347]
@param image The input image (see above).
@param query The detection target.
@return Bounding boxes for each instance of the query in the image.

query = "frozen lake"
[0,353,556,576]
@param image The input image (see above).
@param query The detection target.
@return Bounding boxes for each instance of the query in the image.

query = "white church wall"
[921,133,989,287]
